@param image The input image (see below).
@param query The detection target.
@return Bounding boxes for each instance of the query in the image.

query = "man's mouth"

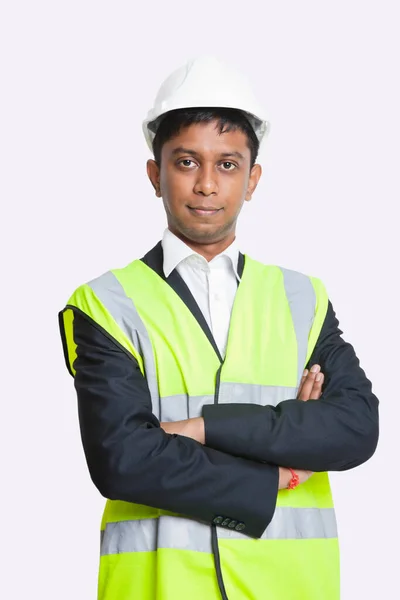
[188,206,222,216]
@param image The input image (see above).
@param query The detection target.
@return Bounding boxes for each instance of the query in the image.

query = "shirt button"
[213,516,224,525]
[228,520,238,529]
[235,523,246,531]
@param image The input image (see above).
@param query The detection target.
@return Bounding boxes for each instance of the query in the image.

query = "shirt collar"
[161,228,241,281]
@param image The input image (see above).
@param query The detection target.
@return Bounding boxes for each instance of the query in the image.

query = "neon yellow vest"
[60,252,339,600]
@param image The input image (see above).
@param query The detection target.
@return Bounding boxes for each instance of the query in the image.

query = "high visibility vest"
[60,250,340,600]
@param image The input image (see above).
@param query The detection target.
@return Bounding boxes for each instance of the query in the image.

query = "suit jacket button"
[213,516,224,525]
[235,523,246,531]
[228,520,237,529]
[221,518,231,527]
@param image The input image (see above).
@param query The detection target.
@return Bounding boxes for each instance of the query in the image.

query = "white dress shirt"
[161,228,241,359]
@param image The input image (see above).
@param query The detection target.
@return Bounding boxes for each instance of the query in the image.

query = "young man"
[59,56,379,600]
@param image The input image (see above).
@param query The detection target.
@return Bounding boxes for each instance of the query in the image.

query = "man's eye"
[221,162,236,170]
[179,159,195,167]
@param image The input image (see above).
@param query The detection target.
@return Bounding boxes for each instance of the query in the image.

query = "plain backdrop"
[1,1,399,598]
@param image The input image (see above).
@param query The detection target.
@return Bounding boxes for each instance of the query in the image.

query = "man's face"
[147,120,262,246]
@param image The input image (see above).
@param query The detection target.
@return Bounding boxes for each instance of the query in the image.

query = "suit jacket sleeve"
[64,309,280,538]
[202,301,379,472]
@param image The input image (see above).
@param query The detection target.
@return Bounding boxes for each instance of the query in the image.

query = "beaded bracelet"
[287,467,300,490]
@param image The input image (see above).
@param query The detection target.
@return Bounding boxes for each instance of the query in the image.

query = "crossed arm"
[66,300,379,538]
[161,366,325,485]
[161,365,326,443]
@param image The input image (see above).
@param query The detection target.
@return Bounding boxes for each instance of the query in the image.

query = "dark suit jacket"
[60,242,379,538]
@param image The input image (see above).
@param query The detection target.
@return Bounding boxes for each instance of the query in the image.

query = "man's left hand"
[297,364,325,401]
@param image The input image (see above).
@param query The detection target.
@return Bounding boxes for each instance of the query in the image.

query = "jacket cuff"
[211,458,279,539]
[244,462,279,538]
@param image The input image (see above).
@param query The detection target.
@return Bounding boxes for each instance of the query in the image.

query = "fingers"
[309,372,324,400]
[297,365,324,401]
[297,371,309,397]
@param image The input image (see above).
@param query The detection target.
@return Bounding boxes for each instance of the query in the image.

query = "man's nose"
[193,164,218,195]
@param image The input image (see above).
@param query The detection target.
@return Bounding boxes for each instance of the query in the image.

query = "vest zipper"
[214,362,223,404]
[212,362,230,600]
[211,524,229,600]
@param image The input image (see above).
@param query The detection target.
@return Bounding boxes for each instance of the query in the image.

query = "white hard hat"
[142,55,271,153]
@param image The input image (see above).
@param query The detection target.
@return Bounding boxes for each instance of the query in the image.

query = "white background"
[1,1,398,598]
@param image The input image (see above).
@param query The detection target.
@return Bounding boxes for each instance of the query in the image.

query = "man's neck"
[169,229,236,262]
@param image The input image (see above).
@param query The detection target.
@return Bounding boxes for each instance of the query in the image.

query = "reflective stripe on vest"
[158,385,298,422]
[279,266,316,384]
[100,508,338,556]
[88,270,161,420]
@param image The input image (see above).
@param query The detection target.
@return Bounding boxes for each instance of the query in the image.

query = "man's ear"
[147,159,161,197]
[245,163,262,202]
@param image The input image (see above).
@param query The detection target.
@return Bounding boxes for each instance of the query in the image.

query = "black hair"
[149,107,260,170]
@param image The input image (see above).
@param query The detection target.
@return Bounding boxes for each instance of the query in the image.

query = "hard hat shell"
[142,55,271,153]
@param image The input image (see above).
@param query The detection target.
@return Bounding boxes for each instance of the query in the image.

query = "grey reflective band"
[279,267,316,385]
[157,383,300,422]
[88,270,161,420]
[100,507,338,556]
[160,386,299,422]
[218,383,298,408]
[160,394,214,421]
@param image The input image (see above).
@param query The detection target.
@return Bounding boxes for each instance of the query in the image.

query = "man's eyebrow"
[170,147,245,160]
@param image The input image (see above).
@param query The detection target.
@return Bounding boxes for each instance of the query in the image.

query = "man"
[59,55,379,599]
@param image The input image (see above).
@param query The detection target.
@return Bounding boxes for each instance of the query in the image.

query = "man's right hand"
[278,364,324,489]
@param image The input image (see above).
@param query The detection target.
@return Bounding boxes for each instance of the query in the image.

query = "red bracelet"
[287,468,300,490]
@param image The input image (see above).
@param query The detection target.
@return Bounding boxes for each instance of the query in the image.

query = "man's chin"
[177,224,229,245]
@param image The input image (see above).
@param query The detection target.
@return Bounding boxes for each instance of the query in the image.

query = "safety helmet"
[142,55,271,153]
